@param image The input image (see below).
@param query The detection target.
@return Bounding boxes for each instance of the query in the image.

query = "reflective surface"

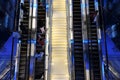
[50,0,70,79]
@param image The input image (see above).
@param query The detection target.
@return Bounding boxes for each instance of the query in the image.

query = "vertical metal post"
[66,0,73,79]
[27,0,33,79]
[45,0,50,80]
[14,0,23,79]
[68,0,75,79]
[28,0,38,80]
[10,37,14,80]
[13,0,21,79]
[94,0,106,80]
[14,41,21,80]
[98,0,108,80]
[81,0,90,80]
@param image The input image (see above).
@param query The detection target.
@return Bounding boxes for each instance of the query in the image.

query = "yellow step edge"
[52,50,67,52]
[52,46,67,47]
[53,8,66,9]
[52,42,67,44]
[52,1,66,5]
[52,27,67,28]
[52,30,67,31]
[52,38,67,40]
[52,28,67,29]
[52,46,67,48]
[52,35,67,37]
[51,58,68,61]
[52,37,67,38]
[52,39,67,40]
[52,41,67,42]
[51,51,68,53]
[52,21,66,22]
[51,53,68,54]
[52,45,67,47]
[52,31,67,33]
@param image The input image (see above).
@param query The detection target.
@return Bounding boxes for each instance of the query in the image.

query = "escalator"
[88,1,101,80]
[18,1,29,79]
[49,0,70,79]
[72,0,85,80]
[35,1,46,79]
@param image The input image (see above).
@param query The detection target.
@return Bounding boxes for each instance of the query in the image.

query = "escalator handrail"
[0,64,15,79]
[10,0,21,79]
[45,0,53,80]
[0,64,11,79]
[66,0,74,80]
[104,62,120,79]
[98,0,109,79]
[0,68,10,79]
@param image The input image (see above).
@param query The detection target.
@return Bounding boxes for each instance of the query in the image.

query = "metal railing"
[104,62,120,79]
[66,0,74,79]
[0,65,11,79]
[0,62,14,80]
[45,0,53,80]
[94,0,105,80]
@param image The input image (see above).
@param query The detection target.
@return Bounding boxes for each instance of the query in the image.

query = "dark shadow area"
[0,0,16,48]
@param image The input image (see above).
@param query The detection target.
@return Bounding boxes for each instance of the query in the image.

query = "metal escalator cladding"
[35,1,46,79]
[18,1,29,80]
[73,0,85,80]
[50,0,70,80]
[88,1,101,80]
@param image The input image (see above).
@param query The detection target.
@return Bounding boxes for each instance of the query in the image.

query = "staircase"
[73,0,85,80]
[35,1,46,79]
[49,0,70,79]
[88,1,101,80]
[18,1,29,79]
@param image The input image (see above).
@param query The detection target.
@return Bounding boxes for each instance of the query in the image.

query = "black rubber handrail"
[98,0,109,79]
[10,0,21,80]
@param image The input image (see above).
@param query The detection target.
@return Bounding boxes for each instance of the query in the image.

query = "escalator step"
[73,0,85,79]
[35,2,46,79]
[73,11,81,13]
[73,25,82,27]
[74,51,83,53]
[74,36,82,39]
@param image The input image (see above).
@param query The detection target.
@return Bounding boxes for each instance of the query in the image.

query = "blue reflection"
[83,40,88,43]
[46,4,49,12]
[28,40,36,44]
[98,39,101,43]
[72,54,74,65]
[45,40,48,43]
[18,40,21,43]
[46,4,49,9]
[33,3,37,8]
[94,0,98,6]
[70,39,74,44]
[102,61,106,80]
[81,3,86,8]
